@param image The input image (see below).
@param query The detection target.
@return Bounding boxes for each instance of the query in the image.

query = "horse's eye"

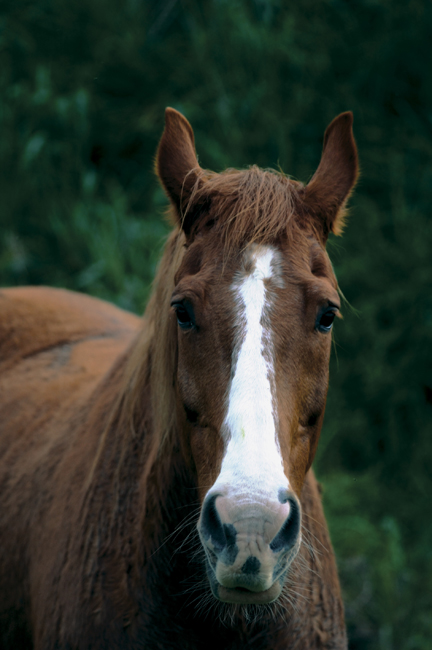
[173,303,194,330]
[316,308,337,333]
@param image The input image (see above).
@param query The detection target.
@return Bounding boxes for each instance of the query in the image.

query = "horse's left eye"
[173,303,194,330]
[316,308,337,333]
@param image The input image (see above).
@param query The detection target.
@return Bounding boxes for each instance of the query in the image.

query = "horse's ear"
[156,108,202,232]
[303,112,358,243]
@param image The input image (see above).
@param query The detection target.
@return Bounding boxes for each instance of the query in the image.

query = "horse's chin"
[205,556,286,605]
[215,581,282,605]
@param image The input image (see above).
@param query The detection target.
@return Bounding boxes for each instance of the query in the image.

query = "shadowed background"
[1,1,431,647]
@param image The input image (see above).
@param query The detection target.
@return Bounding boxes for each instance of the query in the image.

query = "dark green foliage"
[0,0,431,647]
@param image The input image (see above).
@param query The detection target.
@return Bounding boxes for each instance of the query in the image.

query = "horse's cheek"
[176,342,201,407]
[286,431,314,495]
[189,426,225,502]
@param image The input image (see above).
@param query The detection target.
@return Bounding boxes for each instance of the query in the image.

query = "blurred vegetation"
[1,0,431,647]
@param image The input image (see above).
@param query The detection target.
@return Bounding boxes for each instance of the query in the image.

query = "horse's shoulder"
[0,286,141,366]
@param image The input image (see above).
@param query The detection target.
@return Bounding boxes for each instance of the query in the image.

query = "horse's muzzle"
[198,492,301,604]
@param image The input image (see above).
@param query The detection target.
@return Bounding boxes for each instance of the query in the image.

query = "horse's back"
[0,279,142,461]
[0,285,141,453]
[0,286,140,367]
[0,286,141,443]
[0,287,141,648]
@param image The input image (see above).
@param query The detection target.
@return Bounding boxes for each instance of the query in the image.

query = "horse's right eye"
[316,307,338,333]
[172,303,194,330]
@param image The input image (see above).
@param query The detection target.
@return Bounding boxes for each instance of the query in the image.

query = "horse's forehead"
[179,231,335,301]
[230,244,284,289]
[195,235,285,272]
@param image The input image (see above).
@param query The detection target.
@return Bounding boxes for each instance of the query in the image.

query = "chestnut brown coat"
[0,108,358,649]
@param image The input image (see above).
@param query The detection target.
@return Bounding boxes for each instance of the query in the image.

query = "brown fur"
[0,109,358,649]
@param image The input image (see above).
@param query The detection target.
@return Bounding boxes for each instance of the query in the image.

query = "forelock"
[184,166,304,249]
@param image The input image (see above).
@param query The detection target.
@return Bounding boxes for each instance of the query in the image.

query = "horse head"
[156,108,358,606]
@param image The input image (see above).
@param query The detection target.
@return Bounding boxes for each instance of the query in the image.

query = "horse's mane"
[94,166,304,476]
[185,165,303,248]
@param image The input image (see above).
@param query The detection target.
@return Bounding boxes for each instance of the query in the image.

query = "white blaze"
[211,245,289,506]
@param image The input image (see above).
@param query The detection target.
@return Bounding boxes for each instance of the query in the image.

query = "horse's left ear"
[302,112,359,243]
[156,108,203,235]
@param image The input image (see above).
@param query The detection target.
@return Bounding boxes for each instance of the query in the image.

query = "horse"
[0,107,358,649]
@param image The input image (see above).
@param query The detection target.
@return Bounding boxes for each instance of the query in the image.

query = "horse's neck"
[80,363,199,618]
[140,423,199,556]
[91,392,195,544]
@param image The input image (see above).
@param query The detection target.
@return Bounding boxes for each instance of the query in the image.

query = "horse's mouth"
[216,581,282,605]
[204,552,286,605]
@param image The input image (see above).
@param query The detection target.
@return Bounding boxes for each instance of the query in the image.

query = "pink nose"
[199,491,301,564]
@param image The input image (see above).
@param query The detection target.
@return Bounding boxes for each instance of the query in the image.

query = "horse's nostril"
[270,497,301,553]
[200,497,240,565]
[200,495,227,552]
[278,487,290,504]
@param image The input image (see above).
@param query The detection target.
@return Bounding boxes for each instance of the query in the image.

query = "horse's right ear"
[302,112,359,244]
[156,108,202,233]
